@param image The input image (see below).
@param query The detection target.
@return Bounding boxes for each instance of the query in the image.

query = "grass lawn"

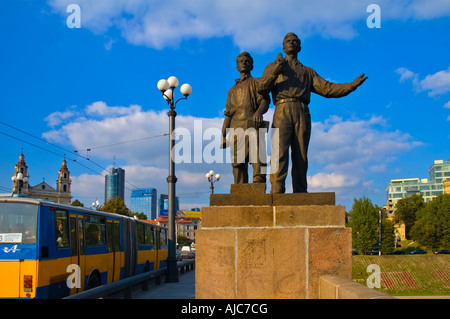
[352,255,450,296]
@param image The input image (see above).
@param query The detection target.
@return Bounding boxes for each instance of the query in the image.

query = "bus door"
[69,214,85,294]
[107,220,121,282]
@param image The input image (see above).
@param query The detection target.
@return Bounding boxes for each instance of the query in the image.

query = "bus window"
[145,225,154,245]
[78,218,85,255]
[160,228,167,246]
[85,215,106,246]
[137,223,145,244]
[113,223,120,251]
[107,222,120,252]
[55,210,69,248]
[70,217,77,256]
[0,202,37,244]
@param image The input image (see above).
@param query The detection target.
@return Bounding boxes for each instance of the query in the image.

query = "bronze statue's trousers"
[270,100,311,193]
[229,121,267,184]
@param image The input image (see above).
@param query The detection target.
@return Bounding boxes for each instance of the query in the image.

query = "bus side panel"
[157,249,168,269]
[85,246,109,285]
[37,206,51,261]
[156,228,168,269]
[36,258,72,299]
[137,246,156,273]
[36,206,72,299]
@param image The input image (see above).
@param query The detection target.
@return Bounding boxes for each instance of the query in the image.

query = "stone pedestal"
[195,185,352,299]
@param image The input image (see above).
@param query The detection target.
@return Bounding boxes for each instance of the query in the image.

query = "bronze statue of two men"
[221,32,367,194]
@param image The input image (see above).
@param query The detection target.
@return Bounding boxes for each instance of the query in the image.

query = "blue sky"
[0,0,449,212]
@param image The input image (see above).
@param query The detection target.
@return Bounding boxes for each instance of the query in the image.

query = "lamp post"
[92,200,101,210]
[206,170,221,194]
[157,76,192,283]
[11,172,29,195]
[378,210,382,256]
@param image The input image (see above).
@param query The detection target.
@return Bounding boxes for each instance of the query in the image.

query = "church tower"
[56,159,72,203]
[11,153,30,194]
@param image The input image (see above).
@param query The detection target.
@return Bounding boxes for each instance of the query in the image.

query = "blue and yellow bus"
[0,197,168,298]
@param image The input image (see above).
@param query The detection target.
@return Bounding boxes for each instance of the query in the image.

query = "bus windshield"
[0,202,38,244]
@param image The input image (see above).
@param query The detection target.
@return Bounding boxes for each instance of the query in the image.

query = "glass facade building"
[130,188,157,220]
[158,194,179,216]
[386,159,450,212]
[104,167,125,203]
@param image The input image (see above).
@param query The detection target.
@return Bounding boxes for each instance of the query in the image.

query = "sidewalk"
[132,269,195,299]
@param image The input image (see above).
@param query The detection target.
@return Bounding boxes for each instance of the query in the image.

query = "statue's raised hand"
[273,53,286,75]
[353,74,368,88]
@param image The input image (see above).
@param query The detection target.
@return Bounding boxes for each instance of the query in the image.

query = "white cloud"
[405,0,450,19]
[396,67,450,96]
[306,115,422,198]
[70,173,105,203]
[396,67,418,84]
[43,103,170,166]
[44,108,79,127]
[420,67,450,96]
[47,0,450,52]
[444,101,450,109]
[85,101,142,117]
[42,101,229,207]
[43,101,423,206]
[308,172,358,189]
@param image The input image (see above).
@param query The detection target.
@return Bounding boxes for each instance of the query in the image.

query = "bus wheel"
[86,271,101,290]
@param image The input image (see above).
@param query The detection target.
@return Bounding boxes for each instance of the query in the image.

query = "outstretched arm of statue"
[311,69,368,98]
[352,74,368,89]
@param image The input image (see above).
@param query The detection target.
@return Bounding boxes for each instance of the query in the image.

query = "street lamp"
[157,76,192,283]
[11,172,29,195]
[206,170,221,194]
[92,200,101,210]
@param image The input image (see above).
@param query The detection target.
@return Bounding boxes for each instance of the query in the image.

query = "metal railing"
[64,259,195,299]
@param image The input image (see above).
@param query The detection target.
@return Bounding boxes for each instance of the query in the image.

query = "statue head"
[236,51,254,74]
[283,32,301,55]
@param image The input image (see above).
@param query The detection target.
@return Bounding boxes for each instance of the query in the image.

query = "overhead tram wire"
[79,133,169,151]
[0,130,140,194]
[0,121,108,174]
[0,121,167,193]
[73,133,170,191]
[0,130,105,177]
[0,185,11,192]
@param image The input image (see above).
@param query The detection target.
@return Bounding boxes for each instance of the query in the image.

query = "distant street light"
[206,170,221,194]
[11,172,28,195]
[157,76,192,283]
[92,200,101,210]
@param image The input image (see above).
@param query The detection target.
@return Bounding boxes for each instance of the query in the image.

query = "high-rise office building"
[158,194,179,216]
[105,167,125,203]
[386,159,450,212]
[130,188,157,220]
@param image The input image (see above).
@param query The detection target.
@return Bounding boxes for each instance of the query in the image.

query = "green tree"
[380,211,396,254]
[348,197,379,254]
[411,218,438,249]
[101,197,131,216]
[71,199,84,207]
[177,234,192,247]
[411,194,450,250]
[394,194,424,239]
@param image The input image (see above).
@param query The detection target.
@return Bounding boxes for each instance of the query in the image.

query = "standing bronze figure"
[221,52,271,184]
[258,33,367,194]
